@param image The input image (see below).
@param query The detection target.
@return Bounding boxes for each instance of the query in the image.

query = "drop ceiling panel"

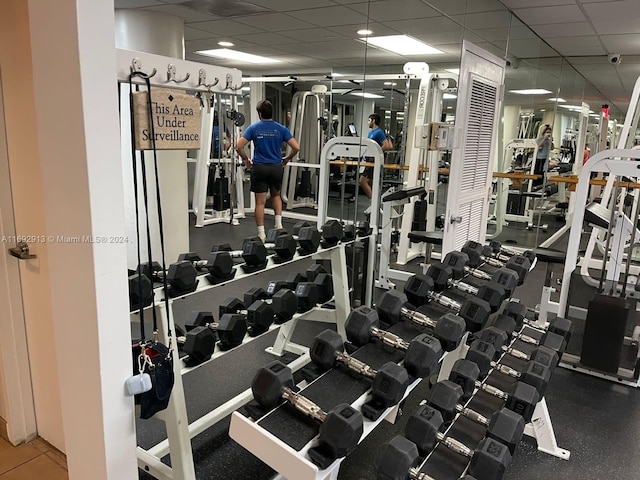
[384,16,465,37]
[506,26,539,40]
[246,0,336,11]
[287,6,369,27]
[231,32,299,46]
[450,11,512,30]
[512,5,585,25]
[505,39,557,59]
[190,19,263,34]
[347,0,441,21]
[546,36,605,56]
[325,22,399,38]
[472,27,510,42]
[145,4,217,22]
[280,28,350,42]
[501,0,574,8]
[583,0,640,34]
[412,30,466,46]
[114,0,161,7]
[531,22,595,38]
[187,37,256,51]
[600,34,640,54]
[184,25,216,40]
[421,0,468,15]
[233,13,315,31]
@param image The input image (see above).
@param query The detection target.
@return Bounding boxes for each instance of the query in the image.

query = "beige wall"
[0,0,64,450]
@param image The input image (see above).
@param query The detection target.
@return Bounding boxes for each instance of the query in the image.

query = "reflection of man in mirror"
[534,125,553,185]
[359,113,393,213]
[236,100,300,242]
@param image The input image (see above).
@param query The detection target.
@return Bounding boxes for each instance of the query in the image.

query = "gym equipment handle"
[281,387,327,423]
[8,242,37,260]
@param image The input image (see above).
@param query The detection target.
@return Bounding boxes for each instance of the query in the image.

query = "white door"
[443,41,506,255]
[0,68,37,445]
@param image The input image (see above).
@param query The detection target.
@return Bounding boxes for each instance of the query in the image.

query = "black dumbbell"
[262,228,298,261]
[450,359,540,423]
[377,290,466,351]
[479,324,564,362]
[219,290,297,334]
[305,265,334,303]
[207,241,268,276]
[266,280,288,297]
[403,274,492,333]
[404,405,511,480]
[427,380,525,454]
[345,306,443,378]
[501,302,573,345]
[311,329,410,409]
[136,260,198,293]
[296,226,322,254]
[462,241,531,285]
[180,310,247,363]
[486,240,536,264]
[128,273,153,310]
[466,339,552,397]
[426,262,508,312]
[321,219,344,247]
[443,251,520,296]
[252,360,363,462]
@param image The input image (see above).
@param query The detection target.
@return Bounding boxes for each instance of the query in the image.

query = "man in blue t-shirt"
[359,113,392,210]
[236,100,300,242]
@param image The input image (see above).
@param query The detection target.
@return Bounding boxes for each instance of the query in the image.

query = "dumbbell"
[180,311,247,364]
[450,359,540,423]
[377,436,500,480]
[479,323,565,361]
[466,339,552,397]
[136,260,198,293]
[252,360,363,462]
[403,274,492,333]
[128,273,153,310]
[403,405,511,480]
[345,306,443,378]
[311,329,410,409]
[461,241,531,285]
[262,228,298,261]
[443,252,520,296]
[219,290,297,334]
[426,262,508,312]
[321,219,344,247]
[485,240,536,264]
[377,290,466,351]
[427,380,525,454]
[500,302,573,345]
[200,241,267,279]
[305,264,334,303]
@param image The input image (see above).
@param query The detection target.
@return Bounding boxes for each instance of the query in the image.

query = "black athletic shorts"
[251,163,284,194]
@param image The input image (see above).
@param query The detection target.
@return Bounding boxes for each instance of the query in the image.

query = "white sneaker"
[363,206,371,215]
[275,224,283,230]
[258,234,266,243]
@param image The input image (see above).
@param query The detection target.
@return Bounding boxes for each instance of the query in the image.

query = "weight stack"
[581,294,631,373]
[212,177,230,211]
[412,199,427,231]
[296,169,312,199]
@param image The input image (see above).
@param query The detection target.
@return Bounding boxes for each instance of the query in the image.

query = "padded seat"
[532,247,565,264]
[408,230,443,245]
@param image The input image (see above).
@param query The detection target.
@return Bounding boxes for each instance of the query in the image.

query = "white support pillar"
[28,0,138,478]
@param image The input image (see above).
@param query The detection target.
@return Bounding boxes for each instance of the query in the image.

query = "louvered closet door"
[443,41,505,256]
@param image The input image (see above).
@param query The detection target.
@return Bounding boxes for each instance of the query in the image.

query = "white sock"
[257,225,265,237]
[275,215,283,229]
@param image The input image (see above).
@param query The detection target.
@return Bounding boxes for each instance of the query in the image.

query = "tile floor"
[0,437,67,480]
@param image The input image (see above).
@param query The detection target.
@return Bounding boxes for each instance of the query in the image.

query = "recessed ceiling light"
[384,82,398,86]
[242,86,251,91]
[445,68,460,75]
[443,93,457,99]
[350,92,385,98]
[509,89,553,95]
[218,41,234,47]
[548,97,566,103]
[357,29,373,36]
[195,48,280,64]
[447,106,453,109]
[360,35,444,56]
[540,109,546,112]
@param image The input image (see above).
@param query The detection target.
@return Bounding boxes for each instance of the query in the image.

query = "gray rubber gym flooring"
[136,204,640,480]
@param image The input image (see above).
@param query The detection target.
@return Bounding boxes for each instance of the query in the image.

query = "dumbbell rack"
[436,324,570,461]
[133,240,352,480]
[228,328,469,480]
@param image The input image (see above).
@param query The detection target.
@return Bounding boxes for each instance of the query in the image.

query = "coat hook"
[225,73,242,91]
[167,64,190,83]
[198,69,220,90]
[130,58,157,79]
